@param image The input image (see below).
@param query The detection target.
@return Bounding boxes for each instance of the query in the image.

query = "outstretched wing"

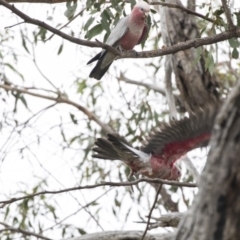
[141,104,218,163]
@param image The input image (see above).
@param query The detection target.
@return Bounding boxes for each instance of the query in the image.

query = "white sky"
[0,0,239,239]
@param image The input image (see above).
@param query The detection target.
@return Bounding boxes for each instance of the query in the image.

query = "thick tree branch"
[0,0,119,55]
[1,0,240,60]
[0,84,114,134]
[119,29,240,59]
[0,222,53,240]
[65,231,175,240]
[0,178,196,208]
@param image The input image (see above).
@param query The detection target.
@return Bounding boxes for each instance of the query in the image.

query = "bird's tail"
[89,62,112,80]
[92,137,120,160]
[87,51,112,80]
[92,134,136,161]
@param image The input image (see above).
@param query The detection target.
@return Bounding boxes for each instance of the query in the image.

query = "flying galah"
[87,1,150,80]
[92,105,218,181]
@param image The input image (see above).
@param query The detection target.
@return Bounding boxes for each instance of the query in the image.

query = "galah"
[87,1,150,80]
[92,105,218,181]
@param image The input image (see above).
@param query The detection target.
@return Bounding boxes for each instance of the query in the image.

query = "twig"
[151,1,215,24]
[142,184,162,240]
[119,73,167,96]
[46,7,86,41]
[5,21,25,29]
[221,0,235,29]
[0,178,196,208]
[31,42,58,90]
[0,222,52,240]
[136,212,184,230]
[41,188,112,233]
[0,84,114,134]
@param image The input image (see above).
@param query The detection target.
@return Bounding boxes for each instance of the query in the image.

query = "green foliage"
[229,38,240,59]
[64,1,78,19]
[204,50,215,75]
[0,1,239,239]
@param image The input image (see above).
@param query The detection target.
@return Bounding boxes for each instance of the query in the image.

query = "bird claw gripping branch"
[92,103,219,181]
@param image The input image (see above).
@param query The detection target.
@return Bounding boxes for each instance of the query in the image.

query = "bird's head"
[133,1,150,19]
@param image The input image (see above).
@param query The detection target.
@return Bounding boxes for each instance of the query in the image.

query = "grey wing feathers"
[106,17,129,46]
[141,104,219,154]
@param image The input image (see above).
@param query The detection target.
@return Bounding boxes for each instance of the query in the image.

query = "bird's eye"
[141,8,144,11]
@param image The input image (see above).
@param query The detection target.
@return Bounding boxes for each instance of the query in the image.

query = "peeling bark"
[159,0,219,111]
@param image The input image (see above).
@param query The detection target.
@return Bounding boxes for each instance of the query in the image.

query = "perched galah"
[87,1,150,80]
[92,105,218,181]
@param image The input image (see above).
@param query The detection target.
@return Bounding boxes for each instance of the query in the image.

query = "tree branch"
[151,1,215,24]
[0,222,53,240]
[119,29,240,59]
[0,178,196,208]
[136,212,184,230]
[221,0,235,29]
[148,212,184,229]
[119,73,168,96]
[0,84,114,134]
[142,184,162,240]
[3,0,218,26]
[65,231,175,240]
[1,0,240,60]
[0,0,119,55]
[45,7,86,41]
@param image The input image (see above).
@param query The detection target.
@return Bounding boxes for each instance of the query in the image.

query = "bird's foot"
[129,49,138,57]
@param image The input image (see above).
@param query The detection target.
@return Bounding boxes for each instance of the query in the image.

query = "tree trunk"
[175,79,240,239]
[159,0,219,111]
